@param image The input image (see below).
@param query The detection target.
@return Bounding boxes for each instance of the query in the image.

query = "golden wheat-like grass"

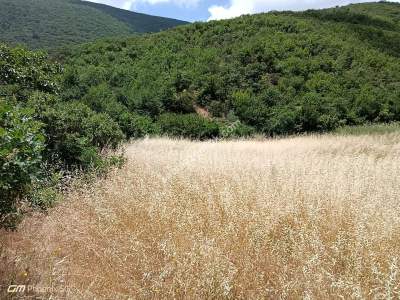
[1,134,400,299]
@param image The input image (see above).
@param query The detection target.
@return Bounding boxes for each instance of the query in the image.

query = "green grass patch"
[334,122,400,135]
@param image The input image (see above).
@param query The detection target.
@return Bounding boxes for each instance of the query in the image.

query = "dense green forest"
[1,2,400,226]
[0,0,187,49]
[61,1,400,136]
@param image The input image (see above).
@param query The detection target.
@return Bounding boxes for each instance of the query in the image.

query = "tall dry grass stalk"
[1,134,400,299]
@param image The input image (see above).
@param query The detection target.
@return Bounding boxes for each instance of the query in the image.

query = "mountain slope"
[0,0,187,49]
[59,2,400,137]
[301,2,400,57]
[303,2,400,30]
[345,1,400,28]
[79,1,188,33]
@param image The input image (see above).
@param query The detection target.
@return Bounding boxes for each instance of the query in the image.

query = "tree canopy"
[61,2,400,136]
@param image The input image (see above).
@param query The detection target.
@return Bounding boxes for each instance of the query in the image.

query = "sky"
[87,0,400,22]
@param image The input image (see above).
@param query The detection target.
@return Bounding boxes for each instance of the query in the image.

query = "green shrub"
[0,100,45,223]
[119,112,159,138]
[220,121,255,138]
[28,170,62,209]
[85,113,125,149]
[164,90,197,114]
[157,113,220,140]
[0,44,61,100]
[42,102,125,167]
[231,91,270,132]
[265,107,299,136]
[0,44,129,227]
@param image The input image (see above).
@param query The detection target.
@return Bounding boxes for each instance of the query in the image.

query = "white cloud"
[208,0,400,20]
[87,0,199,10]
[86,0,400,20]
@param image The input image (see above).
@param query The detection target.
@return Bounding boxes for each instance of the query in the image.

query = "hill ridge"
[0,0,187,49]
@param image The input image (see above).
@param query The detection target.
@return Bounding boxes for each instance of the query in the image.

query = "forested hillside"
[60,2,400,137]
[2,2,400,226]
[0,0,187,49]
[340,1,400,27]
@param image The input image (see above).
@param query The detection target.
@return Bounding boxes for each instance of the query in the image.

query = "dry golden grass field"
[1,133,400,299]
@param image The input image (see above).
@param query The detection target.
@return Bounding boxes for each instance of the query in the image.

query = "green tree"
[0,100,45,223]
